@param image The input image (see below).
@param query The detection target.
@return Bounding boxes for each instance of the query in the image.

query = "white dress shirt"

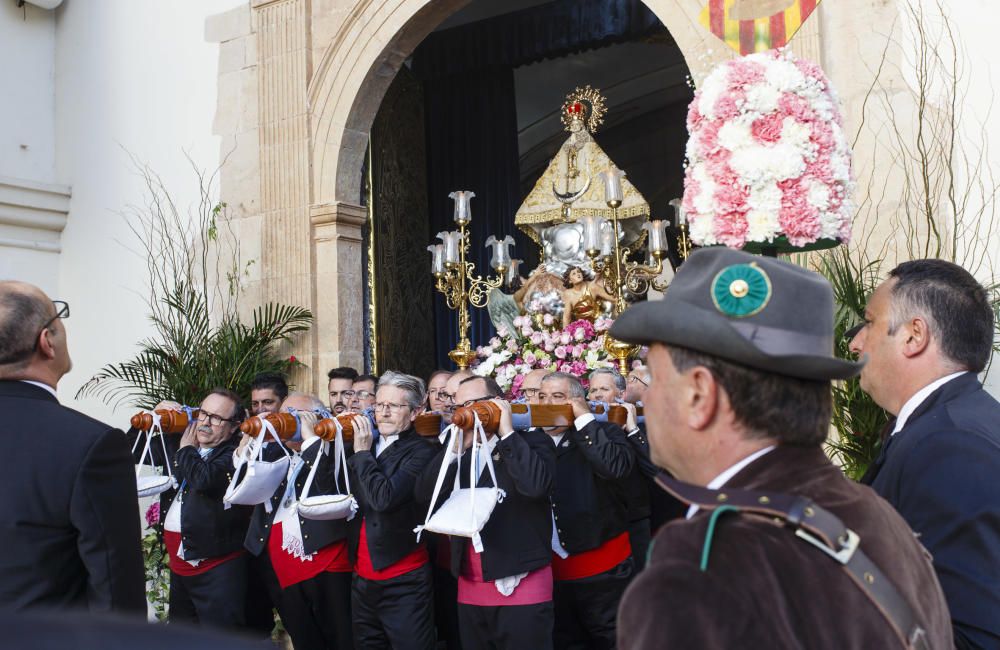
[891,372,967,436]
[375,433,399,457]
[19,379,57,399]
[686,445,776,519]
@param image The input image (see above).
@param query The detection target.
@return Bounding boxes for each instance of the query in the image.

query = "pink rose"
[555,346,567,360]
[530,332,543,345]
[524,352,537,366]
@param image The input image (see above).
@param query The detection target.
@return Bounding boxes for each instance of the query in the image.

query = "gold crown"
[560,85,607,134]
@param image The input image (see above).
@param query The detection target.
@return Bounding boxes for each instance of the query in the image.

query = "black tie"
[860,418,897,485]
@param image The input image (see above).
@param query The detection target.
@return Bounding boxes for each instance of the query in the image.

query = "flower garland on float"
[474,316,617,396]
[683,48,854,252]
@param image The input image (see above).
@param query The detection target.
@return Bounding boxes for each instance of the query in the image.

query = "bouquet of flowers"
[142,502,169,620]
[683,48,854,251]
[474,315,615,395]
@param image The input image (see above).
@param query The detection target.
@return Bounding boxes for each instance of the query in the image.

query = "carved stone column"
[253,0,315,390]
[310,202,366,391]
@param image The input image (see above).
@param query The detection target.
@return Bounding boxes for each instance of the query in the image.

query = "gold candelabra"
[586,166,671,374]
[428,191,512,370]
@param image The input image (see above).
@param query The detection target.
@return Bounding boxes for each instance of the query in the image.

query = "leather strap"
[655,473,930,650]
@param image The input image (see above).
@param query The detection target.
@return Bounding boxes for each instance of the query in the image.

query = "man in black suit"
[243,372,288,639]
[147,390,252,630]
[417,376,556,650]
[539,371,634,650]
[0,281,144,614]
[588,367,653,572]
[348,371,437,650]
[245,392,353,649]
[851,259,1000,649]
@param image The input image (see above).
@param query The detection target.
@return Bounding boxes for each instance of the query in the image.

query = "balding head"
[0,281,71,386]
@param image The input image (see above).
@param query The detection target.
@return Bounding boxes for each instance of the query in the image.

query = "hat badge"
[711,263,772,318]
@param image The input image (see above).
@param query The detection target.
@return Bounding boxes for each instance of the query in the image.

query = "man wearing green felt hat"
[611,247,951,649]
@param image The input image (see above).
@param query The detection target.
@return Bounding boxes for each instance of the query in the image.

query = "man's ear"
[686,366,718,431]
[901,317,932,358]
[36,327,56,361]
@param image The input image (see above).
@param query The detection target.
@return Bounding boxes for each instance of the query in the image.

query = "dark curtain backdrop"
[413,0,663,368]
[423,67,524,367]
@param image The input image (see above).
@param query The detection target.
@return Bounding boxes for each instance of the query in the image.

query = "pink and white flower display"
[473,316,616,396]
[682,49,854,250]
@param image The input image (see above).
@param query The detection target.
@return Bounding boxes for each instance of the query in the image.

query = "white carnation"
[780,117,812,151]
[765,59,805,92]
[807,180,831,211]
[718,120,754,152]
[748,181,782,214]
[744,83,780,114]
[746,210,780,242]
[689,215,718,246]
[730,143,805,184]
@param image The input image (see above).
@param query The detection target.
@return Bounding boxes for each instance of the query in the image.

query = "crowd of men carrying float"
[1,247,999,650]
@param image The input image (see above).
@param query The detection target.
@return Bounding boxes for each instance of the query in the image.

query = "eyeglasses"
[353,390,375,401]
[439,392,456,403]
[32,300,69,353]
[628,375,649,387]
[196,410,236,427]
[460,396,492,408]
[374,401,410,413]
[521,387,541,397]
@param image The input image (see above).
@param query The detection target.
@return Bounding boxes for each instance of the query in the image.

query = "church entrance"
[361,0,693,374]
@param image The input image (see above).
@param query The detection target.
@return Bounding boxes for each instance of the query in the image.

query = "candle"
[642,220,668,254]
[600,228,614,257]
[506,259,522,286]
[448,191,476,225]
[427,244,445,276]
[598,166,626,205]
[437,230,463,266]
[485,235,514,272]
[581,215,606,253]
[669,198,687,226]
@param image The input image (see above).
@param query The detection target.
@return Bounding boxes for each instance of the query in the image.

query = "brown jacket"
[618,446,953,649]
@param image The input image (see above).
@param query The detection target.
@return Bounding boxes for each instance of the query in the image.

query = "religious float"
[428,46,853,395]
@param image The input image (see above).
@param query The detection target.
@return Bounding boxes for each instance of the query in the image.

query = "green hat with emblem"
[609,247,863,381]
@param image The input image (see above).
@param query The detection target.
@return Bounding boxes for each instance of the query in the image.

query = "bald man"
[0,281,144,614]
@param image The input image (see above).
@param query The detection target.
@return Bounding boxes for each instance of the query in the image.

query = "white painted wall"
[0,1,56,182]
[53,0,245,426]
[0,0,243,426]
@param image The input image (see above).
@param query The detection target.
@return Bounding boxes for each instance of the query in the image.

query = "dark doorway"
[364,0,692,373]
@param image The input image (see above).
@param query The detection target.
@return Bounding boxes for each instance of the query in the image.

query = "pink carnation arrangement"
[683,49,854,249]
[145,502,160,528]
[473,316,615,396]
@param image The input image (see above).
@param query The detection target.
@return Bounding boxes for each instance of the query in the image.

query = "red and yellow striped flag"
[699,0,821,56]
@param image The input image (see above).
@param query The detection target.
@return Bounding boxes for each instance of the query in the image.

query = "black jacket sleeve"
[626,425,661,479]
[570,419,635,480]
[70,428,146,614]
[497,430,554,499]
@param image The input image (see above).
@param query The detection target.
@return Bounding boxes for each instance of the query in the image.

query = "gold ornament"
[561,86,608,134]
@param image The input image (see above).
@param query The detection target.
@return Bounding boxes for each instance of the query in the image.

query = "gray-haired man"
[587,367,656,573]
[348,371,437,649]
